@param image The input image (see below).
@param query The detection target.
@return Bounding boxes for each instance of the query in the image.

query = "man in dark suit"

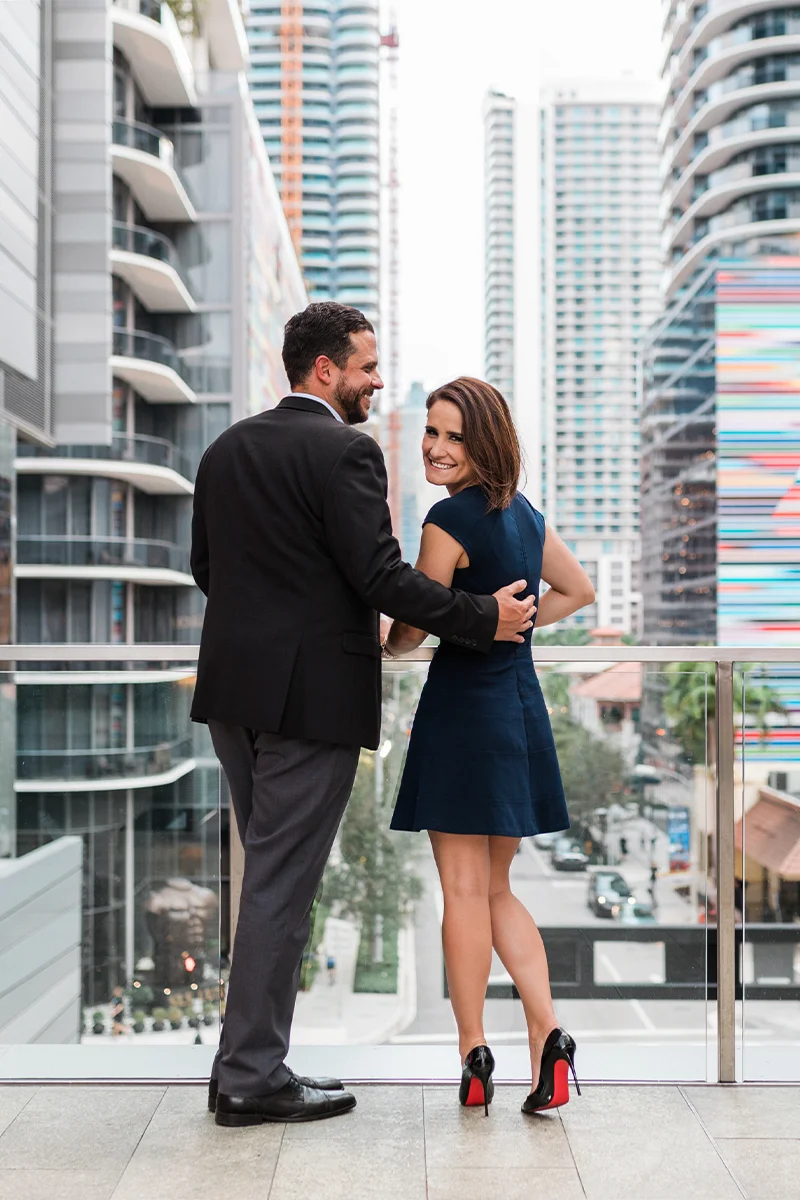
[191,302,535,1126]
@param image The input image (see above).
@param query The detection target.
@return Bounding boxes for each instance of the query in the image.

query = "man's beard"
[333,377,372,425]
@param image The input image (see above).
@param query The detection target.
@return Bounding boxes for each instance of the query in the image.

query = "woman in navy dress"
[384,377,595,1116]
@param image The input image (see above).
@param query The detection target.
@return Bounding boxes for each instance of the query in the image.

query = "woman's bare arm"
[384,524,468,655]
[536,525,595,628]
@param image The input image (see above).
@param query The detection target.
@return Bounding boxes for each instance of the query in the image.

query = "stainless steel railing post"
[715,659,736,1083]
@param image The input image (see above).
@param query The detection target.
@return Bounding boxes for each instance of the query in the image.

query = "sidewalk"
[292,916,417,1046]
[601,814,697,925]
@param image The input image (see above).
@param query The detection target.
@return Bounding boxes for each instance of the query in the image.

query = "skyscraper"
[8,0,306,1008]
[539,81,661,633]
[483,90,516,407]
[641,1,800,648]
[397,381,434,563]
[247,1,381,324]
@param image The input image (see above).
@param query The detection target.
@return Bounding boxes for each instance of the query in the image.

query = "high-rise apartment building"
[247,1,380,324]
[539,81,661,633]
[6,0,305,1008]
[483,90,516,407]
[641,1,800,648]
[396,381,433,563]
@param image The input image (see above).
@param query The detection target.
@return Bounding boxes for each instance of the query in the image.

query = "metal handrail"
[4,645,800,663]
[4,643,798,1081]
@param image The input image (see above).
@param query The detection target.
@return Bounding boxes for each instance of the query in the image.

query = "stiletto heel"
[459,1044,495,1117]
[522,1028,580,1114]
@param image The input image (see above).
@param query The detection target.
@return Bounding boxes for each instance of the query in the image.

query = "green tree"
[662,662,786,765]
[322,749,422,961]
[533,628,591,646]
[549,712,627,822]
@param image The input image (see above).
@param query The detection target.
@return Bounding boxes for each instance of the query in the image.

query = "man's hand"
[493,580,536,643]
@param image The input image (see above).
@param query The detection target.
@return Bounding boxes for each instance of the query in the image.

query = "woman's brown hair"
[426,376,522,510]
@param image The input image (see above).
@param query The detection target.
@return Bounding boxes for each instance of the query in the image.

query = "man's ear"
[314,354,333,385]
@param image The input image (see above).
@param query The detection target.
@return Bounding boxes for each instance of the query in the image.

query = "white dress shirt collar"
[289,392,344,424]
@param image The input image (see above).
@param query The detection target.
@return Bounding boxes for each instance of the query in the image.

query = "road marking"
[597,951,657,1031]
[522,838,553,875]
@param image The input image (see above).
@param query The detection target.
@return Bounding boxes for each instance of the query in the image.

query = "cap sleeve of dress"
[422,493,482,559]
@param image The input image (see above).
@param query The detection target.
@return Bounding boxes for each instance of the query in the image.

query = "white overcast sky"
[388,0,664,399]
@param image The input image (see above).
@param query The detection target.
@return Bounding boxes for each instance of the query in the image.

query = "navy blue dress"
[390,486,570,838]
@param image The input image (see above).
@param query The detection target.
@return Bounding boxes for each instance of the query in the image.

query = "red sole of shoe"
[464,1076,486,1107]
[539,1059,570,1111]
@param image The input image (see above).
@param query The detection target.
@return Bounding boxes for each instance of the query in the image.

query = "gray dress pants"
[208,720,360,1097]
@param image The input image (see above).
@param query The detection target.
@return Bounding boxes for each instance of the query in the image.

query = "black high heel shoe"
[522,1028,581,1114]
[459,1044,495,1116]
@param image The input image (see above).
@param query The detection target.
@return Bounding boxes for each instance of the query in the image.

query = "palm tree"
[662,663,785,765]
[533,628,591,646]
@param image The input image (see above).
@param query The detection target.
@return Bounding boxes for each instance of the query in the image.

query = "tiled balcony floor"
[1,1083,799,1199]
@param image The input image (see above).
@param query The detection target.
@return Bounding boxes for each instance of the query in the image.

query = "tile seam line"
[0,1087,38,1143]
[559,1105,588,1198]
[422,1085,429,1200]
[266,1122,286,1200]
[107,1086,168,1200]
[678,1085,750,1200]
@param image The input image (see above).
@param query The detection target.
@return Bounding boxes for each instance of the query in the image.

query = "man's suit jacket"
[190,395,499,750]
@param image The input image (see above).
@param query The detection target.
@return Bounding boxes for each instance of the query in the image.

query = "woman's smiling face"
[422,399,476,493]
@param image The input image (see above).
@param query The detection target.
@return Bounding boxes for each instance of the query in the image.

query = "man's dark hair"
[282,302,374,390]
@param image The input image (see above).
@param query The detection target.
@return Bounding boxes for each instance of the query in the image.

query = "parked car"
[587,870,635,918]
[533,831,563,854]
[615,899,656,925]
[551,837,589,872]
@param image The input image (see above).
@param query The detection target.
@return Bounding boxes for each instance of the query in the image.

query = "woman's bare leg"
[429,831,492,1062]
[487,836,558,1089]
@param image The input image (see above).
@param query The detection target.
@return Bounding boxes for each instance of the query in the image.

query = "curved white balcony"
[110,223,196,314]
[111,0,196,106]
[205,0,249,71]
[666,214,800,297]
[337,229,379,248]
[14,535,195,586]
[15,434,194,496]
[666,79,800,174]
[335,84,379,106]
[111,329,197,405]
[672,34,800,129]
[667,1,788,88]
[111,119,196,223]
[667,122,800,211]
[15,750,197,794]
[337,191,379,211]
[335,213,379,233]
[665,169,800,250]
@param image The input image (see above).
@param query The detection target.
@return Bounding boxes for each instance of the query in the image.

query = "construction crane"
[380,17,402,537]
[280,1,304,256]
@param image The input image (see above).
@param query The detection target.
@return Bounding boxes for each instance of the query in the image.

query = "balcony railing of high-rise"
[1,644,799,1085]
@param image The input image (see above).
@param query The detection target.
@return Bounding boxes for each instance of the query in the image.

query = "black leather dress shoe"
[215,1077,356,1126]
[208,1068,344,1112]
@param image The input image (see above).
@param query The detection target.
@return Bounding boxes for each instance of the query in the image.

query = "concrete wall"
[0,0,54,442]
[0,836,83,1043]
[53,0,112,444]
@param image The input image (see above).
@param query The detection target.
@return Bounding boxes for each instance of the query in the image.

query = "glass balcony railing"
[112,327,191,383]
[137,0,163,21]
[112,117,171,163]
[1,645,799,1087]
[16,433,193,481]
[112,221,190,289]
[17,735,194,782]
[15,535,191,574]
